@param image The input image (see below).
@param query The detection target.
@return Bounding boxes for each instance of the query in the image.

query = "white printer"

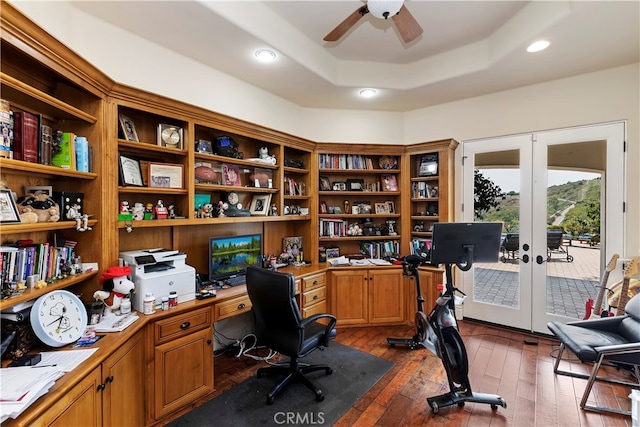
[120,248,196,313]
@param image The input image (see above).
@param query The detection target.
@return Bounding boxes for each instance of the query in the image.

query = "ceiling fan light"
[367,0,404,19]
[527,40,550,53]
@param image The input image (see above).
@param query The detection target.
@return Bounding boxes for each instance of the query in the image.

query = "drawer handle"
[97,384,106,391]
[313,295,318,300]
[313,280,318,285]
[105,376,114,384]
[237,303,246,310]
[180,321,191,329]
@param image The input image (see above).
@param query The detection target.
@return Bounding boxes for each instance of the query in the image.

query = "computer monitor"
[430,222,502,270]
[209,234,262,282]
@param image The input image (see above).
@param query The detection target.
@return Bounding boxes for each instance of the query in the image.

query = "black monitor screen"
[430,222,502,268]
[209,234,262,282]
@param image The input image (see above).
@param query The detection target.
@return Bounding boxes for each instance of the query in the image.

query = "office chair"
[245,265,337,404]
[547,293,640,416]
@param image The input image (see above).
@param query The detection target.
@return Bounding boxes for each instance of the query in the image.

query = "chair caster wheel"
[457,402,465,407]
[267,396,275,405]
[429,401,439,414]
[327,368,334,375]
[316,392,325,402]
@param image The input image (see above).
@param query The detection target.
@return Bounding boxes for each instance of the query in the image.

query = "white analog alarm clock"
[30,290,88,347]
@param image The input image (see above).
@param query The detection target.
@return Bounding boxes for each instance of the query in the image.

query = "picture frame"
[320,201,328,213]
[24,185,53,196]
[351,205,360,214]
[195,139,214,154]
[355,200,372,214]
[319,176,331,191]
[194,193,211,211]
[0,189,21,224]
[222,163,241,186]
[119,114,139,142]
[418,153,438,177]
[381,174,398,192]
[428,185,439,198]
[332,181,346,191]
[346,178,365,191]
[148,162,184,189]
[119,155,144,186]
[249,194,272,216]
[326,247,340,260]
[375,202,389,214]
[386,200,395,214]
[157,124,184,149]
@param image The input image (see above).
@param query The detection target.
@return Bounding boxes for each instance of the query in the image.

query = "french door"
[461,122,625,333]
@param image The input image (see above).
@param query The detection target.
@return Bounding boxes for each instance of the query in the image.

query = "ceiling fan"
[324,0,423,44]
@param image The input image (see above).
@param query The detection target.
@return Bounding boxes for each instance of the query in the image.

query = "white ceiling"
[71,0,639,112]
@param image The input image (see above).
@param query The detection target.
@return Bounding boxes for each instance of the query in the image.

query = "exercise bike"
[388,222,507,414]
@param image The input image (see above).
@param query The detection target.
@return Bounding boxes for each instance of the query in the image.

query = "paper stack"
[0,366,63,422]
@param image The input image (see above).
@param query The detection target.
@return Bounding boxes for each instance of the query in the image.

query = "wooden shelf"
[318,168,399,174]
[0,270,99,311]
[194,153,279,170]
[116,215,310,228]
[194,184,277,194]
[0,220,98,234]
[319,235,401,242]
[0,159,98,179]
[118,139,188,156]
[118,186,188,195]
[319,191,400,197]
[319,213,401,219]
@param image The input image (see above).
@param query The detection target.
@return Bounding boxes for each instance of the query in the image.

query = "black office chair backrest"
[246,265,303,353]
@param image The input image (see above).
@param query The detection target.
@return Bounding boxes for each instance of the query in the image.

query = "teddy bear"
[16,193,60,223]
[94,266,135,314]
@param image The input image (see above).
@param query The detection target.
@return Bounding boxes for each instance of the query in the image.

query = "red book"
[12,111,38,162]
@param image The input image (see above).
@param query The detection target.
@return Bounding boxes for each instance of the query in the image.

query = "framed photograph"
[346,179,365,191]
[320,201,328,213]
[418,153,438,177]
[326,247,340,260]
[148,162,184,189]
[119,155,144,186]
[119,114,139,142]
[355,200,372,214]
[249,194,272,216]
[332,181,346,191]
[222,163,241,186]
[196,139,214,154]
[319,176,331,191]
[381,174,398,192]
[428,185,439,198]
[386,201,395,214]
[24,185,53,196]
[157,124,184,149]
[0,189,21,224]
[283,236,303,259]
[375,202,389,214]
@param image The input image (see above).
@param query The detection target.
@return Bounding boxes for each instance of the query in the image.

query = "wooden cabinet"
[316,145,403,261]
[300,272,327,318]
[25,331,144,427]
[149,306,214,422]
[329,268,404,326]
[405,140,458,255]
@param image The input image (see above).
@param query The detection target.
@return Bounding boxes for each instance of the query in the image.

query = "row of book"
[411,181,439,199]
[0,244,76,286]
[0,102,91,171]
[410,238,432,256]
[318,154,375,170]
[319,218,348,237]
[283,177,306,196]
[359,240,400,259]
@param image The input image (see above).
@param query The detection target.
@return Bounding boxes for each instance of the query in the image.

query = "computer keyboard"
[225,275,246,287]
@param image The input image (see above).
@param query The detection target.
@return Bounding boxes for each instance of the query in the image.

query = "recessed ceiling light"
[527,40,550,53]
[254,49,277,62]
[359,89,377,98]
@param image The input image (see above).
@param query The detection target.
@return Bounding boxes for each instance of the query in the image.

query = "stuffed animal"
[16,193,60,223]
[94,266,135,313]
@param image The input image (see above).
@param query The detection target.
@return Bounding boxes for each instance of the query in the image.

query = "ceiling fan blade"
[323,6,368,42]
[392,5,423,43]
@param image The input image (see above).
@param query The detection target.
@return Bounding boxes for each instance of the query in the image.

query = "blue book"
[75,136,89,172]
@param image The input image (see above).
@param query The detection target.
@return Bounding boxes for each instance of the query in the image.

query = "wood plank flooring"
[175,321,637,426]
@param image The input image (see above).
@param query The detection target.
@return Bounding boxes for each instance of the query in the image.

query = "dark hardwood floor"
[184,321,636,426]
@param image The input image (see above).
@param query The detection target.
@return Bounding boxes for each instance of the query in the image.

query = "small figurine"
[67,203,91,231]
[144,203,154,220]
[132,202,145,220]
[344,200,349,214]
[386,219,397,236]
[120,200,130,214]
[168,204,176,219]
[154,199,168,219]
[94,266,135,314]
[270,204,277,216]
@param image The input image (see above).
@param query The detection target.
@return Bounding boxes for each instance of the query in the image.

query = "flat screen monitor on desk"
[430,222,502,271]
[209,234,262,285]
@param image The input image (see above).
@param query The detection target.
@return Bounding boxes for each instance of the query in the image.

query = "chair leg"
[258,360,333,404]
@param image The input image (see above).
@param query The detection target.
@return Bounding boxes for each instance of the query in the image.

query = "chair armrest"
[300,313,337,347]
[594,341,640,355]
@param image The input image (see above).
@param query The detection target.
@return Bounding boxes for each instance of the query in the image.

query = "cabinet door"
[154,327,214,419]
[369,269,404,323]
[330,270,368,325]
[31,367,102,427]
[102,331,145,427]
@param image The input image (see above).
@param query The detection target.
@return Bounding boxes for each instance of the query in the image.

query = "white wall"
[11,1,639,255]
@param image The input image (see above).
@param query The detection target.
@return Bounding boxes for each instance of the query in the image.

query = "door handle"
[522,254,529,263]
[536,255,546,264]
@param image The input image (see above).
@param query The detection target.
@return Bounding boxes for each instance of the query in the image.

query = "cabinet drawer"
[295,278,301,294]
[302,286,326,307]
[302,272,325,292]
[154,307,212,345]
[215,295,252,321]
[302,300,327,319]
